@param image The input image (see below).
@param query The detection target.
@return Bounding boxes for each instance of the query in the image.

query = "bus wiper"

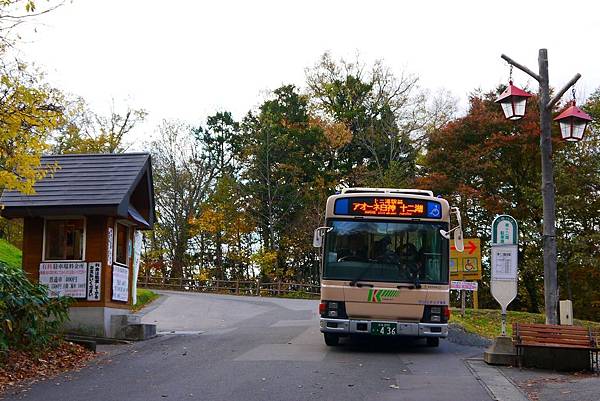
[396,276,421,290]
[349,264,375,286]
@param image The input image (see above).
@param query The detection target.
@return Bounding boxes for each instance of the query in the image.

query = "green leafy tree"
[239,85,326,280]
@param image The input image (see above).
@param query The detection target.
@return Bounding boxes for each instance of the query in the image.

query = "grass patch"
[132,288,159,312]
[277,290,319,300]
[450,308,600,339]
[0,239,21,269]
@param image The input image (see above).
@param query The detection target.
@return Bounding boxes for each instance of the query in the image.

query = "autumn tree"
[0,1,66,195]
[552,89,600,320]
[52,98,146,154]
[0,1,62,51]
[306,52,455,188]
[148,121,216,279]
[420,87,600,320]
[191,112,245,279]
[419,89,546,311]
[191,175,254,280]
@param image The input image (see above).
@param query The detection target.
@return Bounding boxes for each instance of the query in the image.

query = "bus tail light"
[320,301,347,319]
[422,305,450,323]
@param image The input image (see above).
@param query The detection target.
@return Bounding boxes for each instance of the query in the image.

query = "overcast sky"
[13,0,600,147]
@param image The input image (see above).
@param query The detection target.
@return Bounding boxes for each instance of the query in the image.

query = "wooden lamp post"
[498,49,592,325]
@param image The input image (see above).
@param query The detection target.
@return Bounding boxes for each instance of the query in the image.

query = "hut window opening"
[115,222,129,266]
[44,218,85,261]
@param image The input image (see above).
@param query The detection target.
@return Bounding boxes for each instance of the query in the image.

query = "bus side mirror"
[313,229,323,248]
[313,227,332,248]
[454,228,464,252]
[440,207,464,251]
[452,207,464,252]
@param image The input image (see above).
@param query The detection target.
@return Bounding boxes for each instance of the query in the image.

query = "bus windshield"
[323,220,449,284]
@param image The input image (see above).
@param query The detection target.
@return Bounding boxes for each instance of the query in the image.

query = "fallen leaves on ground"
[517,372,600,401]
[0,341,96,394]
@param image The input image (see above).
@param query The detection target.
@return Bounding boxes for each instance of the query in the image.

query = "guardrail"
[137,276,320,297]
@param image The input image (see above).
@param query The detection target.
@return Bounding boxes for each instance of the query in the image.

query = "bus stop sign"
[492,215,518,245]
[490,215,519,335]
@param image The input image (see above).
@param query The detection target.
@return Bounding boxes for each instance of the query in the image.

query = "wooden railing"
[137,276,320,297]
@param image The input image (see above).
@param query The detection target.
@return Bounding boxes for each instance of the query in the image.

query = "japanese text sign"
[334,197,442,219]
[39,262,87,298]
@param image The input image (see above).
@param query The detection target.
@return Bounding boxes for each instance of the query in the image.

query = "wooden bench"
[513,323,599,371]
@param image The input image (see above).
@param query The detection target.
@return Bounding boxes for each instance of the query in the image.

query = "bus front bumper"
[319,318,448,338]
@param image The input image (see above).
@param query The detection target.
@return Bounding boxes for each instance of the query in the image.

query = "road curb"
[465,359,529,401]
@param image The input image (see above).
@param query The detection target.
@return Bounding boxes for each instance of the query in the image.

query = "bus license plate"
[371,322,397,336]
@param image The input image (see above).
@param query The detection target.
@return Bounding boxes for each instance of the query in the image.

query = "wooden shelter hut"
[0,153,155,338]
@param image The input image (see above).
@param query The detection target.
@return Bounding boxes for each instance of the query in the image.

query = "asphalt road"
[4,291,497,401]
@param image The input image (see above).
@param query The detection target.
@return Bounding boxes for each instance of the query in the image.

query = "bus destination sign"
[334,197,442,219]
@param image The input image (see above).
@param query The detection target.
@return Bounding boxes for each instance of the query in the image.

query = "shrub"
[0,263,72,354]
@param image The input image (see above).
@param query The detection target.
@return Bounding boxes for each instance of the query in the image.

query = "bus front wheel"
[324,333,340,346]
[426,337,439,347]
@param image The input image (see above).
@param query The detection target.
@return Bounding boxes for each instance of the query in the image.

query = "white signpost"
[491,215,519,336]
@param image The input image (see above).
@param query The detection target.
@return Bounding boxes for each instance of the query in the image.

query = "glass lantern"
[554,102,592,142]
[495,82,533,120]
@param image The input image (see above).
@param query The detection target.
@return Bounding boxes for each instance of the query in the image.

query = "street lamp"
[499,49,592,325]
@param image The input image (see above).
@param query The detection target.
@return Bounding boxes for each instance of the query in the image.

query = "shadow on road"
[328,335,442,354]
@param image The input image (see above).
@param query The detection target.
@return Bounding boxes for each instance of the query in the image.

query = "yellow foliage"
[194,269,211,281]
[0,70,64,194]
[251,249,279,278]
[197,208,225,234]
[309,116,352,149]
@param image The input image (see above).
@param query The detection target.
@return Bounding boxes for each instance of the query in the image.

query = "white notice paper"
[112,265,129,302]
[491,246,518,281]
[39,262,87,298]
